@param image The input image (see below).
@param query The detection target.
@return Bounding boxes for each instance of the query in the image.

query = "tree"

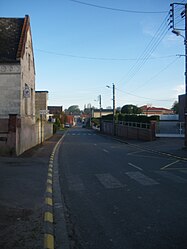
[116,107,121,114]
[121,104,141,114]
[66,105,81,115]
[171,101,179,114]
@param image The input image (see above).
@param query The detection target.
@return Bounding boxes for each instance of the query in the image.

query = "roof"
[48,106,63,114]
[0,15,30,63]
[140,105,172,112]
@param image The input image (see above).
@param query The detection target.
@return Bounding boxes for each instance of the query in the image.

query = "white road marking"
[126,171,159,186]
[127,150,145,155]
[160,160,180,170]
[96,173,124,189]
[103,149,109,153]
[128,162,143,171]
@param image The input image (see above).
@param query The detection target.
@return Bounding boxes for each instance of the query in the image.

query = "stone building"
[0,15,52,155]
[35,91,49,120]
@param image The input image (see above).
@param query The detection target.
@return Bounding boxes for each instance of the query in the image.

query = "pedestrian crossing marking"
[95,173,124,189]
[65,171,187,192]
[126,171,159,186]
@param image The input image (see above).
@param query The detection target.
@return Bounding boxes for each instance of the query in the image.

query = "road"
[58,127,187,249]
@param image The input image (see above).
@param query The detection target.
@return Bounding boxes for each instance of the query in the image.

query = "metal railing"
[118,121,151,129]
[156,121,184,135]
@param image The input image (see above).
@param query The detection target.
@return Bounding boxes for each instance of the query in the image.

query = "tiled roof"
[140,105,172,111]
[0,15,29,63]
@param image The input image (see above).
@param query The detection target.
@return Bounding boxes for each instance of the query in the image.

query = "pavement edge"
[44,133,69,249]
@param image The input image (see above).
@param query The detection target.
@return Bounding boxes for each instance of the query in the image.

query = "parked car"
[65,123,71,128]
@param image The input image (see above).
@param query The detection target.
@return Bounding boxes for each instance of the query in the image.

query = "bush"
[117,114,159,123]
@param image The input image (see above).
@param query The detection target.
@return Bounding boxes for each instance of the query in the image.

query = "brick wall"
[101,121,156,141]
[0,115,53,155]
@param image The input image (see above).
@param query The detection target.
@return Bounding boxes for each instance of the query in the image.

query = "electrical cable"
[116,87,176,102]
[117,12,170,85]
[127,56,180,92]
[35,48,176,61]
[68,0,168,14]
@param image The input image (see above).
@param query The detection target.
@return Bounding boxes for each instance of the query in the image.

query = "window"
[28,53,30,71]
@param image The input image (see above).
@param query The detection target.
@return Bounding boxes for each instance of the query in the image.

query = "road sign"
[39,110,49,115]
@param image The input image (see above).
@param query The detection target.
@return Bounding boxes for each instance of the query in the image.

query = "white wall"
[0,65,21,117]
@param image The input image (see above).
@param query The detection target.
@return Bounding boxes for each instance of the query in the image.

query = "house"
[0,15,52,155]
[140,105,174,116]
[48,106,64,123]
[48,106,63,115]
[93,109,113,118]
[35,91,49,120]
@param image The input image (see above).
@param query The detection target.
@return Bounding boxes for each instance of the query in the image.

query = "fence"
[101,121,156,141]
[0,114,53,155]
[156,121,184,136]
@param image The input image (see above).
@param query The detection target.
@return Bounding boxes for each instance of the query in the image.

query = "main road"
[57,127,187,249]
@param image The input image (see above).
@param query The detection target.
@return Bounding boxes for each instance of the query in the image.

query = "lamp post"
[106,83,116,135]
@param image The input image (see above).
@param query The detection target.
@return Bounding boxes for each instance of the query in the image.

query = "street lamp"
[106,83,116,135]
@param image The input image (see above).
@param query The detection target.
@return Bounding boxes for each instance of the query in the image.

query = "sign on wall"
[40,110,49,115]
[23,85,30,98]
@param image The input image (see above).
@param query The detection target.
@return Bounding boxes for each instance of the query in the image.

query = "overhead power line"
[128,56,180,92]
[118,11,170,85]
[116,87,175,102]
[68,0,168,14]
[36,48,176,61]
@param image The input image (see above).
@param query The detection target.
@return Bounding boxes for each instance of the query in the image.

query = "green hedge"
[102,114,159,123]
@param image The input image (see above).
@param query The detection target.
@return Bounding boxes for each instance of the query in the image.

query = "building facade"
[140,105,174,116]
[0,15,52,155]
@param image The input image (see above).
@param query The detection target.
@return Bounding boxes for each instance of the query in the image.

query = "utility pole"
[106,84,116,135]
[99,94,102,132]
[99,94,102,118]
[112,83,116,136]
[170,3,187,146]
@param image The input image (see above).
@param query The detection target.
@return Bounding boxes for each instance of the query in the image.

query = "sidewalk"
[0,132,63,249]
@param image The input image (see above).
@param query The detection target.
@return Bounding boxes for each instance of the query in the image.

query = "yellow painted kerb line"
[44,134,65,249]
[44,234,54,249]
[44,211,53,223]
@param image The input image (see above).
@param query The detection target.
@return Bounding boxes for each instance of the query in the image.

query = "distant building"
[140,105,174,116]
[48,106,64,124]
[93,109,113,118]
[35,91,49,119]
[48,106,63,115]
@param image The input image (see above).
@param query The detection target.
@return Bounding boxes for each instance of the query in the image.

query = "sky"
[1,0,187,110]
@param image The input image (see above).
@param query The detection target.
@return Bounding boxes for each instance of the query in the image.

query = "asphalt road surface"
[58,127,187,249]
